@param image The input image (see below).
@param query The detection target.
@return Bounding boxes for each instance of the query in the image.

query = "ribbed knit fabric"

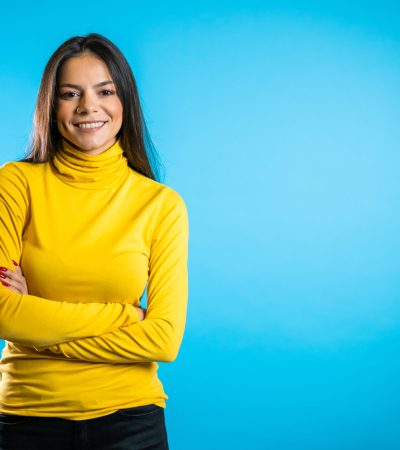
[0,138,189,420]
[51,138,130,189]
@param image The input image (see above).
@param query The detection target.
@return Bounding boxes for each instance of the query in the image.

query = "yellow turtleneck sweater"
[0,138,189,420]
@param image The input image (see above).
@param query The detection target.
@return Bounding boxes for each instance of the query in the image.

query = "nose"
[76,92,98,114]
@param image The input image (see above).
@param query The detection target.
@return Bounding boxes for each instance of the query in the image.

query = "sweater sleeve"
[0,162,141,348]
[34,188,189,363]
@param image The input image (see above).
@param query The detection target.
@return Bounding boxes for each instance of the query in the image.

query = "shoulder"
[158,183,187,211]
[154,185,189,238]
[129,169,188,213]
[0,160,47,187]
[154,183,188,220]
[0,161,30,191]
[0,161,26,177]
[0,162,36,211]
[0,159,43,179]
[0,160,47,194]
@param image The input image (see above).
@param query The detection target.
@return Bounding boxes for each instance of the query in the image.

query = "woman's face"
[55,52,123,156]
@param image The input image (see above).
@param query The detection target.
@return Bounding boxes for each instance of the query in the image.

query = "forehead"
[58,53,112,83]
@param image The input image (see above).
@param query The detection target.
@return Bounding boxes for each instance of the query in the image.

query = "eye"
[100,89,115,96]
[59,91,79,99]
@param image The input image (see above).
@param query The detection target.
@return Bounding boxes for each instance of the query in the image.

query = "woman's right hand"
[0,261,28,294]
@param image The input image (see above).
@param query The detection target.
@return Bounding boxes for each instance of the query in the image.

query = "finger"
[1,267,19,282]
[1,280,23,294]
[1,263,28,294]
[0,269,13,284]
[0,268,25,292]
[12,260,22,274]
[10,262,29,294]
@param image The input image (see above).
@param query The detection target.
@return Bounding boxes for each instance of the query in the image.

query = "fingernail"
[1,281,10,287]
[12,260,18,266]
[0,267,7,271]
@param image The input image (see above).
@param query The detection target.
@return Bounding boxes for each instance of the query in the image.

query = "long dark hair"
[19,33,164,182]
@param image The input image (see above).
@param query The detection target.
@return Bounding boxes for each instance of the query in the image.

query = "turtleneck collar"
[51,138,129,190]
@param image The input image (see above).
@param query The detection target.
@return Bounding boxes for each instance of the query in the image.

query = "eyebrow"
[57,80,114,89]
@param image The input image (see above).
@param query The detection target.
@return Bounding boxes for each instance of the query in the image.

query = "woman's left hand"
[0,261,29,294]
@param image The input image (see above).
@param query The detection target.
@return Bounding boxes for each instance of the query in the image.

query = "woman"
[0,33,189,449]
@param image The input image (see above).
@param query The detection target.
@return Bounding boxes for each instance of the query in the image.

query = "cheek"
[111,99,123,123]
[55,105,70,124]
[54,110,73,137]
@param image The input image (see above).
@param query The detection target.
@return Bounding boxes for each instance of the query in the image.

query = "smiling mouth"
[74,121,108,129]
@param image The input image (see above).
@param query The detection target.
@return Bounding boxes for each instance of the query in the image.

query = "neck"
[50,137,129,190]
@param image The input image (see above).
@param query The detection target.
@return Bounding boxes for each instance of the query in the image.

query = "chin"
[70,135,111,149]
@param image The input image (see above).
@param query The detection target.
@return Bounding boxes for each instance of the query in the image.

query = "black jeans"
[0,404,169,450]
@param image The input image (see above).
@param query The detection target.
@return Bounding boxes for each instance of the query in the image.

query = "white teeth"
[77,121,105,129]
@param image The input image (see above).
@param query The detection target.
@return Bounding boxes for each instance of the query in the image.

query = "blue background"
[1,1,400,449]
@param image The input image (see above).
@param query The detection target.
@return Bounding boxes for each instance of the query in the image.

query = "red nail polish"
[1,281,10,287]
[12,260,18,266]
[0,274,6,279]
[0,267,7,271]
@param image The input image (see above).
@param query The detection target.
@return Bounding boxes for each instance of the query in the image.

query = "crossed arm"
[0,162,189,363]
[0,162,142,347]
[34,191,189,363]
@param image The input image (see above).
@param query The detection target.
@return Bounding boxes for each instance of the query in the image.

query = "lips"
[73,121,108,131]
[74,121,108,125]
